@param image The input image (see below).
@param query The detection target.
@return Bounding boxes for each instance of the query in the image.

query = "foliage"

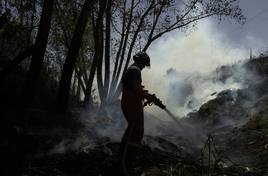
[0,9,34,65]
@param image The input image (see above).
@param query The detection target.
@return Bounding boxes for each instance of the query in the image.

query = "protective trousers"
[121,91,144,145]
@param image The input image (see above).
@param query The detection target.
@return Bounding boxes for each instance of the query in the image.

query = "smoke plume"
[143,19,251,119]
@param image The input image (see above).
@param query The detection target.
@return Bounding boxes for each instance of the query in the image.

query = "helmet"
[133,51,150,66]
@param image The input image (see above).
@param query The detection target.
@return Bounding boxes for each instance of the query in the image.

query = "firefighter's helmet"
[133,51,150,66]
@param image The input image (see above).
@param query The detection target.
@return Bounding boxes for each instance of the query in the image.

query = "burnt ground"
[1,58,268,176]
[214,128,268,172]
[0,107,267,176]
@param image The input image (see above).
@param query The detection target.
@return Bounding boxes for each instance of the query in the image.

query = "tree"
[25,0,55,105]
[104,0,112,104]
[57,0,97,112]
[0,0,38,80]
[83,0,109,107]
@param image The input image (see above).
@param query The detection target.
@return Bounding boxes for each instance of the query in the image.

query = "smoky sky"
[213,0,268,53]
[142,0,268,119]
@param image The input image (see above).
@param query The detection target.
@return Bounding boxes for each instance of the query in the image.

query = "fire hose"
[144,92,182,126]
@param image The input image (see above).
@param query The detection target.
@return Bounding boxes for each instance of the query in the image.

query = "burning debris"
[19,137,266,176]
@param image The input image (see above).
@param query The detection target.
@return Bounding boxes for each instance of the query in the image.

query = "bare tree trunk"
[28,0,36,46]
[76,78,81,100]
[111,1,156,100]
[83,56,97,107]
[57,0,96,112]
[83,1,107,108]
[96,16,104,105]
[109,0,134,100]
[110,0,127,99]
[74,64,86,94]
[83,11,98,107]
[79,47,89,82]
[26,0,54,106]
[103,0,111,104]
[122,2,156,75]
[19,0,24,25]
[143,3,164,52]
[96,0,108,107]
[72,72,77,96]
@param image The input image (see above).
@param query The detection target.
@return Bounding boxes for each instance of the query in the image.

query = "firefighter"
[120,51,153,174]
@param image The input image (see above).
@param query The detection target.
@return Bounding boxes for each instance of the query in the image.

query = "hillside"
[1,57,268,176]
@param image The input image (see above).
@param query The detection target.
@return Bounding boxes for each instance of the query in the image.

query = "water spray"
[144,92,183,127]
[163,108,183,127]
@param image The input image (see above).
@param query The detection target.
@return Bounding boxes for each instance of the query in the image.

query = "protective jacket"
[121,65,145,144]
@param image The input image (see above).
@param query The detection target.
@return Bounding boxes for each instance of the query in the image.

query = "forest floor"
[0,105,267,176]
[1,58,268,176]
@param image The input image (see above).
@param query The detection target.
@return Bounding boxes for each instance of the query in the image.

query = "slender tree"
[26,0,55,105]
[57,0,97,112]
[83,0,108,107]
[103,0,112,104]
[95,0,107,105]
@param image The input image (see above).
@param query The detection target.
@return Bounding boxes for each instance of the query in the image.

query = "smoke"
[143,19,252,119]
[49,19,265,154]
[48,134,91,155]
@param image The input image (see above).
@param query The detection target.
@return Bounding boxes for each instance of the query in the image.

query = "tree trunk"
[96,0,108,107]
[110,0,127,101]
[57,0,96,112]
[83,11,98,107]
[103,0,111,104]
[96,16,104,105]
[109,0,134,100]
[28,0,36,46]
[25,0,54,106]
[111,1,155,101]
[83,1,107,108]
[83,55,97,107]
[72,72,77,96]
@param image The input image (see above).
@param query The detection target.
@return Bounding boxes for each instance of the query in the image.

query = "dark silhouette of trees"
[0,1,38,81]
[0,0,246,112]
[0,47,33,81]
[104,0,112,105]
[57,0,97,112]
[25,0,55,105]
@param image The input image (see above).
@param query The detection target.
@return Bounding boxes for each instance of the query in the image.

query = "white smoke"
[50,20,265,153]
[142,19,253,119]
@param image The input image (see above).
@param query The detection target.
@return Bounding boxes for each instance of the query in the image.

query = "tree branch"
[112,1,157,99]
[143,2,165,51]
[110,0,127,92]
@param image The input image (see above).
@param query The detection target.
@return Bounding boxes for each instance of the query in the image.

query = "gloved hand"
[143,91,166,109]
